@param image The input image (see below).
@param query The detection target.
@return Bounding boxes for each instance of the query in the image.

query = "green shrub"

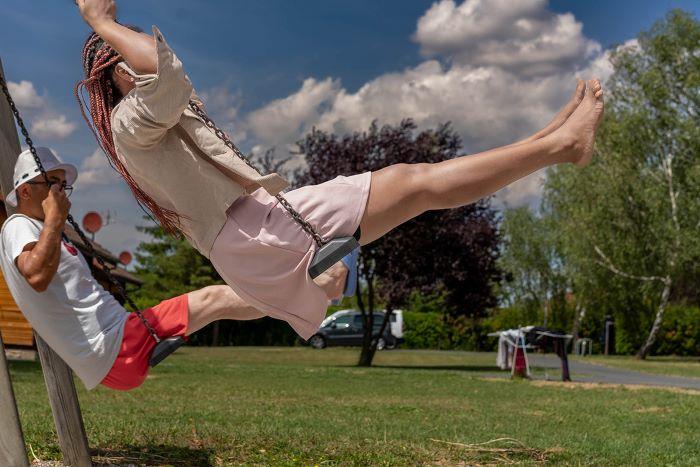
[402,312,489,351]
[653,305,700,356]
[402,311,449,349]
[483,303,540,334]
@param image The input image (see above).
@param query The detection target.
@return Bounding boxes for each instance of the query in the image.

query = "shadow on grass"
[363,364,503,372]
[92,444,215,466]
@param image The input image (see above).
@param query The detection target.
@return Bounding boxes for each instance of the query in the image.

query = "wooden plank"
[0,247,36,347]
[35,334,92,467]
[0,57,29,467]
[0,316,31,325]
[0,331,28,466]
[2,336,34,347]
[1,332,33,347]
[0,317,31,327]
[1,329,34,342]
[0,65,20,196]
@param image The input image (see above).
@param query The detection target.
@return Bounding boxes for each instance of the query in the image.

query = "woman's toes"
[587,79,597,95]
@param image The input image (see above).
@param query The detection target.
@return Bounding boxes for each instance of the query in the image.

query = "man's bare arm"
[16,186,70,292]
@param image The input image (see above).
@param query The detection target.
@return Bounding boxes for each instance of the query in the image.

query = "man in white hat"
[0,147,273,391]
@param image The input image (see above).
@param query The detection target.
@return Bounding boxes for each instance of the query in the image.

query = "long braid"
[75,32,183,235]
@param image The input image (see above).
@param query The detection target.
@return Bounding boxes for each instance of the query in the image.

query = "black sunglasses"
[25,180,73,197]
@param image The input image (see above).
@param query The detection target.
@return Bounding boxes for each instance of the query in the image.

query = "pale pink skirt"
[210,172,372,340]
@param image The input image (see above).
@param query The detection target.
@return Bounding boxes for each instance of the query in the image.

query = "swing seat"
[308,227,361,279]
[149,336,186,367]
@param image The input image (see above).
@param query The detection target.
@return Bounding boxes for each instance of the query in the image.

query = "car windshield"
[322,310,397,328]
[321,313,351,327]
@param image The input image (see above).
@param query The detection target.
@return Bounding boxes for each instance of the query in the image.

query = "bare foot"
[552,79,604,166]
[530,79,586,140]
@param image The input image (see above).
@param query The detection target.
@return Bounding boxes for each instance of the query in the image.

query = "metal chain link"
[188,101,327,247]
[0,71,163,344]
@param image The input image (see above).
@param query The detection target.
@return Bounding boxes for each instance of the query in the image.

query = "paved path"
[524,354,700,390]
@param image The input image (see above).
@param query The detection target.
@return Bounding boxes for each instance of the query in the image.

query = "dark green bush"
[653,305,700,356]
[402,311,450,349]
[402,312,489,351]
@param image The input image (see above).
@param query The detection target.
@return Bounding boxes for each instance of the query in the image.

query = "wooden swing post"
[0,57,92,467]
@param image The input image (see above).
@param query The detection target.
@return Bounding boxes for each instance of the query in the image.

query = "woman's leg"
[359,79,604,245]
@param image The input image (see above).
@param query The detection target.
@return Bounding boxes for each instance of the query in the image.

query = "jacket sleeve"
[111,26,194,148]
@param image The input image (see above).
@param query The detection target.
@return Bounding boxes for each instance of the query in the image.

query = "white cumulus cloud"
[247,77,342,148]
[7,79,78,141]
[198,85,247,142]
[31,115,77,140]
[243,0,628,208]
[7,80,45,108]
[414,0,601,76]
[77,148,119,188]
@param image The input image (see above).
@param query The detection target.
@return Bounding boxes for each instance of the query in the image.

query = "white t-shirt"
[0,214,128,390]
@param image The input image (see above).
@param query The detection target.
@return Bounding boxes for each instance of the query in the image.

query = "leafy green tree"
[499,208,565,316]
[130,221,223,309]
[543,10,700,358]
[498,207,582,345]
[295,120,502,366]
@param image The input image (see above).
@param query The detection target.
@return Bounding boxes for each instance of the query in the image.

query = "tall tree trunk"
[636,278,672,359]
[358,272,376,367]
[569,304,585,353]
[637,152,679,359]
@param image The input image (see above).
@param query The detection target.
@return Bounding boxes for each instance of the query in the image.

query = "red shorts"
[101,294,190,391]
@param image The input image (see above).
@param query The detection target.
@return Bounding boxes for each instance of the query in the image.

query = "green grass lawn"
[576,354,700,379]
[8,347,700,465]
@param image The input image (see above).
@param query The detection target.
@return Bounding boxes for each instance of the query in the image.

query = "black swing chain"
[0,71,164,344]
[188,101,327,248]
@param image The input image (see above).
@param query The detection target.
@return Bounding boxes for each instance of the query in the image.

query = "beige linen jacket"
[110,26,289,257]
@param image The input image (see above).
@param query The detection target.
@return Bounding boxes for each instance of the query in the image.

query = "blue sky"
[1,0,697,259]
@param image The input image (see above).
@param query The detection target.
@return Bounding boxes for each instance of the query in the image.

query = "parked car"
[304,309,404,350]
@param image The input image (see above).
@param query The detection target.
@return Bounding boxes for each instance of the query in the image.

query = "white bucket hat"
[5,147,78,207]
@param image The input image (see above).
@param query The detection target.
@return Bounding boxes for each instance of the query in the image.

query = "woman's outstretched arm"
[77,0,157,74]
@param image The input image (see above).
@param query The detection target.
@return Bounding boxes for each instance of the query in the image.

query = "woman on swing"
[75,1,603,357]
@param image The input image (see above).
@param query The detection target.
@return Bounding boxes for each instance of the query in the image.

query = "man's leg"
[184,266,350,335]
[185,285,264,335]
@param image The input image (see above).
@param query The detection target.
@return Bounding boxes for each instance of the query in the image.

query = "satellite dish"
[119,251,132,266]
[82,211,103,234]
